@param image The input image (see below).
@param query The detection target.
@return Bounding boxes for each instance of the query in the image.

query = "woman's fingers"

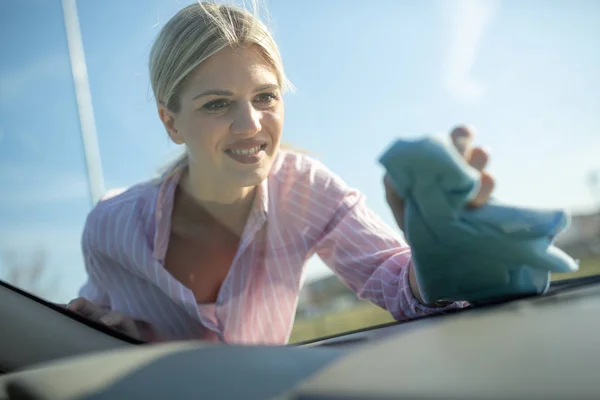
[450,125,492,207]
[469,172,495,207]
[384,124,494,232]
[451,125,489,171]
[66,298,143,340]
[451,125,474,159]
[99,312,140,338]
[469,147,489,171]
[66,298,106,321]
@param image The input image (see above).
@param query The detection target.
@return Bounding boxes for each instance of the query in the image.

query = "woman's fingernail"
[453,136,470,146]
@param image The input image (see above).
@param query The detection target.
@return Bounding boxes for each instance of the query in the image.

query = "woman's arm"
[72,216,162,342]
[312,188,466,320]
[66,296,164,342]
[78,240,112,309]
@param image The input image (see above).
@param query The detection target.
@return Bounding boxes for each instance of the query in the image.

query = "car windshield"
[1,0,599,345]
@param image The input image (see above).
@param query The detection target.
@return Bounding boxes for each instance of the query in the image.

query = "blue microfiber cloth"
[379,135,579,304]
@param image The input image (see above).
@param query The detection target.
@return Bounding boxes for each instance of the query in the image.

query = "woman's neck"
[176,167,256,235]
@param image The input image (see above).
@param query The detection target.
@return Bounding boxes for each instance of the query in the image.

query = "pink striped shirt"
[79,151,464,344]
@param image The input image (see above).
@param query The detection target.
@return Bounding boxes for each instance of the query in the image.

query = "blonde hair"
[149,1,293,175]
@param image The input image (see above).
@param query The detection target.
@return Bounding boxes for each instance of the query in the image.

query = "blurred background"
[0,0,599,343]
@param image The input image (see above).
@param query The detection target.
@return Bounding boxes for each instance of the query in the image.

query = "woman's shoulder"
[82,180,159,252]
[271,150,345,186]
[269,150,358,208]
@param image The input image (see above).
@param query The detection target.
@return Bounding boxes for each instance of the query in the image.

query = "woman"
[67,2,494,344]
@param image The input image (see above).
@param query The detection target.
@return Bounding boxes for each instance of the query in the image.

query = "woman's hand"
[66,297,154,341]
[384,125,495,233]
[383,125,495,305]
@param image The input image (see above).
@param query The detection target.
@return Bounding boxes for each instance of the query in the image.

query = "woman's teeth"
[229,145,262,156]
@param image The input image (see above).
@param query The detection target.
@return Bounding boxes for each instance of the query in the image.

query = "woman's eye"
[255,92,278,104]
[202,99,230,110]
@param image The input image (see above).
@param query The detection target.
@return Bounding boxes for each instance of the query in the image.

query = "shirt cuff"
[400,262,469,315]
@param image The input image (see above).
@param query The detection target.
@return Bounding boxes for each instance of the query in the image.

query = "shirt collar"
[152,165,270,263]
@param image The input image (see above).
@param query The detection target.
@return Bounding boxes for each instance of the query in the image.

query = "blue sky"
[0,0,599,303]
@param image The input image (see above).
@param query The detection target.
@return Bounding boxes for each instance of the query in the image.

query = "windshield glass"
[1,0,599,345]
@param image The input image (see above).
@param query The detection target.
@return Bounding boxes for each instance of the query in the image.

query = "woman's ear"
[158,104,185,145]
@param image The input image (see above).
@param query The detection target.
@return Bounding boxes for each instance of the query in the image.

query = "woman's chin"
[223,154,274,184]
[227,164,271,188]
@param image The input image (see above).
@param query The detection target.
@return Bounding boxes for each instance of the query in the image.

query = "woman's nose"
[231,102,262,136]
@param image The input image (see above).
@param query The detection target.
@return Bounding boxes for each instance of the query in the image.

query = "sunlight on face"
[170,45,284,188]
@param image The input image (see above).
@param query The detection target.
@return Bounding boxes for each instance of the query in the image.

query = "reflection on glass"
[1,0,599,345]
[0,0,92,304]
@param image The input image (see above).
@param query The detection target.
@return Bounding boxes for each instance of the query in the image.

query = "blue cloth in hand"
[379,136,579,304]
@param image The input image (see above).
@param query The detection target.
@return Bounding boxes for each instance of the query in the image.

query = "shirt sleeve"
[312,188,467,320]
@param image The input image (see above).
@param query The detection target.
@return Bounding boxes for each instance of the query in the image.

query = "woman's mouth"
[227,144,266,156]
[225,143,267,164]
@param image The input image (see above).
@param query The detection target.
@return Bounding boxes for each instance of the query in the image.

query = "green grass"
[552,255,600,281]
[290,302,393,344]
[289,256,600,344]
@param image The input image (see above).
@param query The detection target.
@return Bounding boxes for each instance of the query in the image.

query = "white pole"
[61,0,105,206]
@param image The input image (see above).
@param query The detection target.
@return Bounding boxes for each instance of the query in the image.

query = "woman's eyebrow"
[192,84,280,100]
[254,83,280,92]
[192,89,233,100]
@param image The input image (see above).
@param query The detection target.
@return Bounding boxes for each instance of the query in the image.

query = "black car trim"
[0,279,144,345]
[292,275,600,346]
[3,274,600,347]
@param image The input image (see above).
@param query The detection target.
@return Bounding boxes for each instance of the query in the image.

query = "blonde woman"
[67,2,494,344]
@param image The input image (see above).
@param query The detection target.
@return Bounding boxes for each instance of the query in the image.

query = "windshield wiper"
[470,274,600,307]
[547,275,600,293]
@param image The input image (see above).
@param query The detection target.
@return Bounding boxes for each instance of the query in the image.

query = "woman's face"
[160,45,284,188]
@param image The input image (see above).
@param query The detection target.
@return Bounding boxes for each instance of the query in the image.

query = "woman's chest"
[163,227,241,304]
